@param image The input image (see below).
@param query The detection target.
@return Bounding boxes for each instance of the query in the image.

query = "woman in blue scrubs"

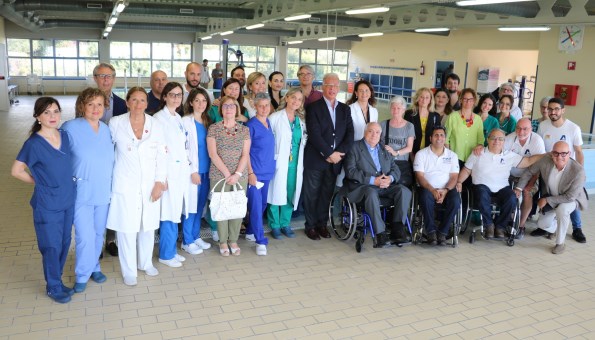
[246,92,275,256]
[62,88,115,293]
[11,97,76,303]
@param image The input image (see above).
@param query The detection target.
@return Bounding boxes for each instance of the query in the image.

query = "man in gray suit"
[516,141,588,254]
[344,122,412,246]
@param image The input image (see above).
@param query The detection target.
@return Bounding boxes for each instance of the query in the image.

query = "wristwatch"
[235,171,243,176]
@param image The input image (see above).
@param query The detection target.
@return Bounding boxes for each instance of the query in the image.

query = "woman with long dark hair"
[268,71,285,112]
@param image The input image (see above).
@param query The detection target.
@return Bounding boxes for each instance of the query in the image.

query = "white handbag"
[209,178,248,221]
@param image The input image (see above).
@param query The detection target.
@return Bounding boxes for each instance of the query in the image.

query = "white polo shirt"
[413,146,459,189]
[465,149,522,192]
[504,132,545,177]
[537,119,582,159]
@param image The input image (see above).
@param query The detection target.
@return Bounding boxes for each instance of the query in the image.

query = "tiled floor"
[1,96,594,340]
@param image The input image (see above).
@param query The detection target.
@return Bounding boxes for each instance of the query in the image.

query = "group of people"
[11,61,588,305]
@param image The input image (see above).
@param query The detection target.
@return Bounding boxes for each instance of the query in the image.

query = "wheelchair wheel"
[507,238,515,247]
[329,192,357,240]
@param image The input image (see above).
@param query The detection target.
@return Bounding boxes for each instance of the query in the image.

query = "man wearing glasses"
[536,97,585,243]
[516,141,587,254]
[302,73,354,240]
[456,129,543,239]
[94,63,127,125]
[297,65,322,106]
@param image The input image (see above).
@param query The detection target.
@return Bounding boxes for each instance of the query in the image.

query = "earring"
[37,121,41,125]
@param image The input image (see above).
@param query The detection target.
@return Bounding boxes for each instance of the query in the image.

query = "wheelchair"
[462,185,521,246]
[410,187,463,248]
[328,189,413,253]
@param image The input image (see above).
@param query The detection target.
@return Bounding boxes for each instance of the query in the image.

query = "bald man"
[147,70,168,114]
[517,141,587,254]
[183,62,214,103]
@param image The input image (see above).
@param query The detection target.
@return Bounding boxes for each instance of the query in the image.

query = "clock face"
[558,25,584,51]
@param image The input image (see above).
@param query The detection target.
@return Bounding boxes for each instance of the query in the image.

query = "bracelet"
[235,171,242,176]
[248,172,255,176]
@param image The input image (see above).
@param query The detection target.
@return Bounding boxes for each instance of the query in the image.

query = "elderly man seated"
[504,118,545,238]
[516,141,587,254]
[456,129,543,239]
[413,126,461,246]
[344,122,413,246]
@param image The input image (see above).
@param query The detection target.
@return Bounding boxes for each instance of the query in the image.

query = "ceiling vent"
[180,8,194,14]
[87,3,103,9]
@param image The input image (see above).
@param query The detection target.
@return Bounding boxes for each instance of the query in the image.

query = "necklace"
[460,112,473,127]
[223,122,238,136]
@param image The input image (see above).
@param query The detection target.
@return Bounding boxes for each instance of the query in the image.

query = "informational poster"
[477,66,499,94]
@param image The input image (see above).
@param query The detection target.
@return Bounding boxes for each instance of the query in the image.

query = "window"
[109,41,192,78]
[6,39,98,77]
[223,45,276,76]
[287,48,349,80]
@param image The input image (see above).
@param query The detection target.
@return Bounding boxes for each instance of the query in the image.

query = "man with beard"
[183,62,214,103]
[443,73,461,111]
[230,65,246,93]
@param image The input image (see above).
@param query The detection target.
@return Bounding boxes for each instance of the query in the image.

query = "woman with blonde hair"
[244,71,267,118]
[405,87,441,155]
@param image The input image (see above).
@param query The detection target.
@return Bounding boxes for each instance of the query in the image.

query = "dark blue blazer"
[146,90,161,114]
[112,93,127,116]
[304,97,354,174]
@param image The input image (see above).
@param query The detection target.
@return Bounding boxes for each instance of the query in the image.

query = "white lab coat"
[106,113,167,233]
[182,115,200,214]
[349,102,379,141]
[267,109,307,208]
[153,108,191,222]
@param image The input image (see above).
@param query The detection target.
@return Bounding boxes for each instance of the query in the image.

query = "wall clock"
[558,25,584,52]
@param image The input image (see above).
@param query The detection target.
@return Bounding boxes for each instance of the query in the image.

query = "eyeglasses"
[221,104,236,110]
[547,107,562,113]
[298,73,313,78]
[488,136,505,142]
[552,151,569,157]
[323,83,339,88]
[461,97,475,102]
[168,92,183,98]
[94,74,114,79]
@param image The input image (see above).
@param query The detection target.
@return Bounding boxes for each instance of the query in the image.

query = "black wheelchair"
[410,187,463,248]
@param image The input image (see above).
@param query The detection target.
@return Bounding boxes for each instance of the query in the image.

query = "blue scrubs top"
[247,117,276,181]
[194,119,210,174]
[62,118,115,205]
[16,130,76,211]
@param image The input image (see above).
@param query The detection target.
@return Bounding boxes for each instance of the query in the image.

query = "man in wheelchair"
[456,129,544,239]
[413,126,461,246]
[344,122,413,247]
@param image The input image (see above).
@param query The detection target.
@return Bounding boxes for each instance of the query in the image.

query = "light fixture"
[115,1,126,13]
[202,35,212,40]
[105,26,112,32]
[498,26,550,31]
[109,17,117,25]
[220,31,233,36]
[415,27,450,33]
[457,0,534,6]
[284,14,311,21]
[346,7,389,15]
[103,32,108,37]
[358,32,383,37]
[287,40,303,45]
[246,23,264,30]
[318,37,337,41]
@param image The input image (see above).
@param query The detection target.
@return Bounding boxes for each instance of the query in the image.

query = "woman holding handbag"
[207,96,251,256]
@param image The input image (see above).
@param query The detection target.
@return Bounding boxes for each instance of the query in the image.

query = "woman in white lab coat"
[153,82,191,268]
[107,87,167,286]
[345,80,379,141]
[267,87,307,239]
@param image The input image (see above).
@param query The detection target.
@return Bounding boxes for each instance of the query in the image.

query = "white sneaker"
[212,231,219,242]
[246,233,256,242]
[194,238,212,250]
[175,253,186,262]
[182,243,204,255]
[143,266,159,276]
[159,258,182,268]
[123,276,137,286]
[256,244,267,256]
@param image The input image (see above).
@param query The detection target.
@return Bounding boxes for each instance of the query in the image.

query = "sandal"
[219,244,230,257]
[229,243,241,256]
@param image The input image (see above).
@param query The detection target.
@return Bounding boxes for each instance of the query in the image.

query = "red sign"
[567,61,576,70]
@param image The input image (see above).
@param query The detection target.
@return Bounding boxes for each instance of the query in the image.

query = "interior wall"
[466,49,539,91]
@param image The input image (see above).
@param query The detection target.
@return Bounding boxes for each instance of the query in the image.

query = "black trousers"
[303,165,337,230]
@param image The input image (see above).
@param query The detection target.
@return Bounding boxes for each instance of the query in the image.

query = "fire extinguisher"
[420,61,425,75]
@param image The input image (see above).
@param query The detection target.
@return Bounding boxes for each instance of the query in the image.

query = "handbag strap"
[210,178,245,194]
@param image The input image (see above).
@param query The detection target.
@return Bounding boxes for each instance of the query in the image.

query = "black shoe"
[47,287,71,304]
[425,231,437,246]
[390,222,408,242]
[530,228,547,237]
[106,242,118,256]
[375,232,392,248]
[572,229,587,243]
[305,228,321,240]
[437,233,447,246]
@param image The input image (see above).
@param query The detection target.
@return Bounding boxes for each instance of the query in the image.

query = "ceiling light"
[498,26,550,31]
[358,32,383,37]
[415,27,450,32]
[346,7,389,15]
[457,0,534,6]
[103,32,108,37]
[220,31,233,36]
[109,17,117,25]
[287,40,303,45]
[318,37,337,41]
[284,14,311,21]
[105,26,112,32]
[115,2,126,13]
[202,35,212,40]
[246,23,264,30]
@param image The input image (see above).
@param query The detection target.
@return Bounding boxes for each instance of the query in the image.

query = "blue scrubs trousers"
[159,221,178,260]
[33,206,74,291]
[246,180,270,245]
[183,173,210,245]
[74,203,108,283]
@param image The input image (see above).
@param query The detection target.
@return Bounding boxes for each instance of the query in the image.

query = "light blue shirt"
[365,141,394,185]
[323,96,338,129]
[100,92,115,124]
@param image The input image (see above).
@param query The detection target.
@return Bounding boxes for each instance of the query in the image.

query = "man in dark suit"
[93,62,126,256]
[303,73,354,240]
[344,122,413,246]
